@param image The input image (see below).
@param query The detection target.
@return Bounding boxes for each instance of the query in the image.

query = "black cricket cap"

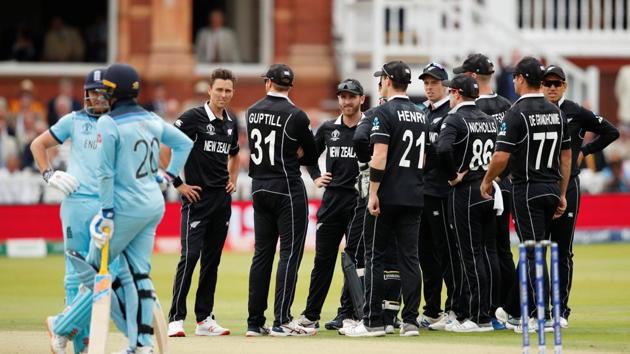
[419,62,448,81]
[514,57,545,83]
[453,53,495,75]
[543,65,566,81]
[262,63,294,87]
[373,60,412,84]
[337,78,364,95]
[443,74,480,99]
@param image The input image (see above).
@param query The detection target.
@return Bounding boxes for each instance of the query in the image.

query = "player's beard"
[342,105,359,116]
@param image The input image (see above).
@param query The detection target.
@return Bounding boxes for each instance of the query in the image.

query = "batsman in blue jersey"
[31,68,109,354]
[45,63,193,354]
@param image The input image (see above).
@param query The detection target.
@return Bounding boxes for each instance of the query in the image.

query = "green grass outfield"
[1,244,629,353]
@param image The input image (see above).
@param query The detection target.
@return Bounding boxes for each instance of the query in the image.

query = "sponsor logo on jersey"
[190,221,201,229]
[206,124,216,135]
[371,117,380,131]
[498,122,507,136]
[227,128,233,136]
[175,119,182,127]
[331,129,340,141]
[81,122,94,135]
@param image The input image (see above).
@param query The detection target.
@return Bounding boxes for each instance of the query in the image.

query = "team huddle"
[38,54,619,353]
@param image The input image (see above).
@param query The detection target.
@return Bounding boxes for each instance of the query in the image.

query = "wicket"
[518,240,562,354]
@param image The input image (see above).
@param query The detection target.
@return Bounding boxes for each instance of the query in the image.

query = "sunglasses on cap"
[424,62,445,71]
[337,81,363,95]
[542,80,565,88]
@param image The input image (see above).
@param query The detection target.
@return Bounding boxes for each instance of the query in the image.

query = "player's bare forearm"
[559,148,571,197]
[483,151,510,185]
[159,144,172,170]
[228,154,239,185]
[30,131,59,174]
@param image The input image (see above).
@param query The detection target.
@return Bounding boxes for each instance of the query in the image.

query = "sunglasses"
[424,62,445,71]
[337,81,362,95]
[542,80,565,88]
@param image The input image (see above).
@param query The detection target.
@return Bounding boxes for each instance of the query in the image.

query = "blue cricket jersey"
[49,110,100,199]
[96,99,193,216]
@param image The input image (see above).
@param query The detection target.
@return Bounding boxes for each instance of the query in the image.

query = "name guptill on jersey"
[248,112,282,127]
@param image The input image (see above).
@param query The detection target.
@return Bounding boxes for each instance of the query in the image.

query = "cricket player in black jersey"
[295,79,365,329]
[345,60,427,337]
[245,64,318,337]
[416,62,462,330]
[456,53,515,328]
[542,65,619,328]
[481,57,572,329]
[167,69,239,337]
[436,75,497,332]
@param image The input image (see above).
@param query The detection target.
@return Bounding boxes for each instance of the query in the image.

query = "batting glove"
[355,162,370,199]
[43,169,80,196]
[90,209,114,249]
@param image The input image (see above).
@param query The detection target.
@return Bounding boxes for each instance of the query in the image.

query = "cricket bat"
[88,233,111,354]
[153,297,169,353]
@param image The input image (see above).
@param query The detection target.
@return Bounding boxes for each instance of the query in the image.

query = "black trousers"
[247,178,309,327]
[505,182,560,318]
[448,180,495,324]
[303,188,359,321]
[419,194,460,318]
[549,176,580,319]
[168,189,231,322]
[362,204,421,328]
[495,179,516,312]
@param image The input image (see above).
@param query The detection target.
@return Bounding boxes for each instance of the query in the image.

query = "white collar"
[430,96,450,110]
[203,102,232,122]
[515,92,544,104]
[448,101,476,113]
[388,95,409,101]
[267,91,295,105]
[558,95,566,107]
[476,92,498,100]
[335,114,362,127]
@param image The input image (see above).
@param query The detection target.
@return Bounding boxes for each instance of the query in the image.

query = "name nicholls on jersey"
[467,121,498,134]
[248,112,281,127]
[528,113,561,126]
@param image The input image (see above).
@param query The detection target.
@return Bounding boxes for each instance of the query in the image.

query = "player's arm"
[368,113,390,216]
[168,112,203,202]
[294,110,318,165]
[306,124,331,187]
[226,122,241,194]
[436,115,467,186]
[31,114,80,195]
[96,116,119,212]
[577,108,620,165]
[353,114,373,164]
[481,110,521,198]
[555,113,572,218]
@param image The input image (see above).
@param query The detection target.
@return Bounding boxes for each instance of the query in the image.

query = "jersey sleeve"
[577,108,620,156]
[293,110,318,166]
[173,110,197,138]
[306,123,326,179]
[161,121,194,177]
[49,112,75,143]
[370,109,391,145]
[560,110,571,150]
[495,109,523,153]
[96,116,119,211]
[353,114,373,163]
[436,114,463,180]
[229,119,240,156]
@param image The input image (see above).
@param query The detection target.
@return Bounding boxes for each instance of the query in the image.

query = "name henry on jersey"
[204,140,231,154]
[397,110,426,123]
[328,146,356,158]
[248,112,281,127]
[528,113,561,126]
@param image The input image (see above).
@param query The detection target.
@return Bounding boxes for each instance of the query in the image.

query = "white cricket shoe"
[296,315,319,329]
[344,321,386,337]
[428,311,455,331]
[444,317,462,332]
[399,323,420,336]
[514,318,537,333]
[449,319,494,333]
[45,316,69,354]
[167,320,185,337]
[245,325,270,337]
[269,320,316,336]
[495,307,520,330]
[135,347,154,354]
[384,324,395,334]
[195,315,230,336]
[560,317,569,328]
[418,313,443,328]
[337,319,358,335]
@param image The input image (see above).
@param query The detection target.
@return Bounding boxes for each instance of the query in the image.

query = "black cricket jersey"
[307,115,359,189]
[246,93,317,180]
[496,93,570,184]
[437,102,497,183]
[423,97,451,197]
[354,107,378,163]
[370,95,429,207]
[174,102,239,189]
[475,93,512,124]
[557,97,619,177]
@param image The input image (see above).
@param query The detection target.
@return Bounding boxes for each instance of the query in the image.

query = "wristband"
[166,172,184,188]
[369,167,385,182]
[43,168,54,183]
[102,208,115,219]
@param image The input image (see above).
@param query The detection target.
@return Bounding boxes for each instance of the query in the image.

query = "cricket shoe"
[513,318,537,334]
[491,318,507,330]
[560,317,569,329]
[449,320,494,333]
[245,325,270,337]
[495,307,519,330]
[195,315,230,336]
[418,313,444,329]
[384,324,395,334]
[135,347,154,354]
[344,321,386,337]
[269,320,317,337]
[296,315,320,329]
[167,320,185,337]
[399,323,420,337]
[429,311,456,331]
[337,319,358,335]
[325,314,346,330]
[444,318,462,332]
[544,319,557,333]
[45,316,69,354]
